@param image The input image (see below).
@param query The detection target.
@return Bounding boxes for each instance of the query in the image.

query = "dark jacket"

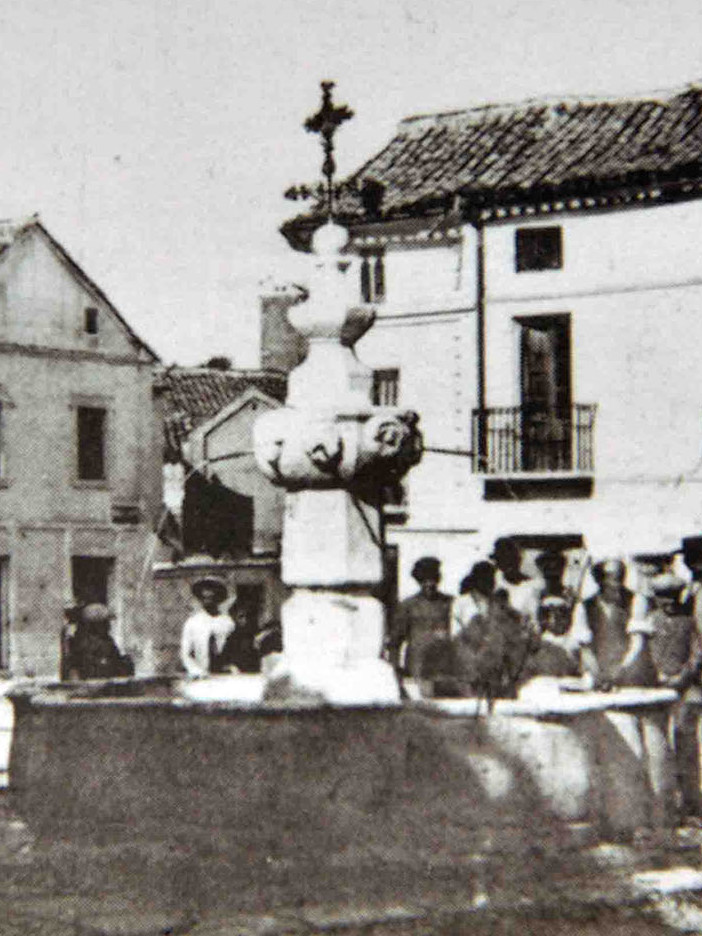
[70,626,134,679]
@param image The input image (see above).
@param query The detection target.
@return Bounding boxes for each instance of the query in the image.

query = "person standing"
[212,594,261,674]
[647,572,702,820]
[450,561,531,699]
[534,548,577,631]
[70,604,134,680]
[575,559,657,688]
[180,577,234,678]
[681,537,702,631]
[387,556,452,685]
[451,561,495,639]
[490,538,540,630]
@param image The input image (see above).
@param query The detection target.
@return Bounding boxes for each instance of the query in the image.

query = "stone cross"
[304,81,354,219]
[253,86,421,705]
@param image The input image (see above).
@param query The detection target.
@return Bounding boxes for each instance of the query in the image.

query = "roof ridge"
[399,80,702,131]
[160,365,285,376]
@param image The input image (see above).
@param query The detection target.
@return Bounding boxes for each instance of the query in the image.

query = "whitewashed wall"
[350,199,702,595]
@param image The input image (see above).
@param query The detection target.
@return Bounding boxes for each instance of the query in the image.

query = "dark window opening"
[0,403,5,478]
[372,368,399,406]
[360,250,385,303]
[0,557,8,669]
[77,406,107,480]
[71,556,114,606]
[84,307,99,335]
[516,226,563,272]
[519,314,572,471]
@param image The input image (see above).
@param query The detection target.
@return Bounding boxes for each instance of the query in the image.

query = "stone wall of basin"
[8,685,679,847]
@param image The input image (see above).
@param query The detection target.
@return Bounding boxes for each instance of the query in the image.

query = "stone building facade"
[0,217,161,676]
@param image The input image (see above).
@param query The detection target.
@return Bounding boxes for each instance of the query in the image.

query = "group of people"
[61,577,283,682]
[179,576,282,678]
[387,536,702,818]
[388,536,702,699]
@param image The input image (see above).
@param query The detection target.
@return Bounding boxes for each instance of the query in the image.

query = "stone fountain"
[253,217,421,704]
[2,83,700,933]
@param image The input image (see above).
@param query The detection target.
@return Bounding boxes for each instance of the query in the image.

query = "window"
[0,403,5,479]
[372,368,399,406]
[360,250,385,303]
[0,557,9,669]
[84,307,99,335]
[515,226,563,272]
[77,406,107,481]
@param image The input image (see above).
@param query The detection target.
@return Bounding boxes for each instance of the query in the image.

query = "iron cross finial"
[304,81,354,219]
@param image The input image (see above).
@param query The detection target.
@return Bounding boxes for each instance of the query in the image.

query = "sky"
[2,0,702,366]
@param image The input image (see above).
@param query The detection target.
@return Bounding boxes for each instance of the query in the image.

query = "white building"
[281,84,702,596]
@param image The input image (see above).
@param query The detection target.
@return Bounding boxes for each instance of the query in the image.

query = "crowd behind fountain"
[388,535,702,822]
[58,532,702,821]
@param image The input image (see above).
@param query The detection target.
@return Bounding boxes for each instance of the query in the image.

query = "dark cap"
[592,559,627,584]
[411,556,441,582]
[682,537,702,563]
[459,560,495,594]
[535,547,566,572]
[490,537,521,562]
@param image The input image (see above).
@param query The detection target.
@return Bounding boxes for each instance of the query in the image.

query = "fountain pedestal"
[254,221,422,703]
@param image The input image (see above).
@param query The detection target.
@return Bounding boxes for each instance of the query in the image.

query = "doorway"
[518,315,572,471]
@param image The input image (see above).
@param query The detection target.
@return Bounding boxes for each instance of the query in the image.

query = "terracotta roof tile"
[157,366,287,454]
[283,84,702,244]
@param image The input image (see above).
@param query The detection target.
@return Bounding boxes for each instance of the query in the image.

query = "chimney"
[259,285,309,374]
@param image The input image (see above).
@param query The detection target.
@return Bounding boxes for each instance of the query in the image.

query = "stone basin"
[5,677,686,919]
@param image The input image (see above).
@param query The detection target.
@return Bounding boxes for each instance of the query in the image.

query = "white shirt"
[451,592,490,639]
[180,610,234,677]
[494,570,540,624]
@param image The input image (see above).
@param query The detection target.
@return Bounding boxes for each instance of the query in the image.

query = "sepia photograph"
[2,0,702,932]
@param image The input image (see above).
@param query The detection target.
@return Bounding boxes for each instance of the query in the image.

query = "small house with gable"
[153,364,288,669]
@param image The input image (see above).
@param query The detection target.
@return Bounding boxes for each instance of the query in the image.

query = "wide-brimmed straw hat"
[191,577,228,604]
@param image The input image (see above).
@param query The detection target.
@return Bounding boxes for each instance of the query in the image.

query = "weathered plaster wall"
[0,225,161,676]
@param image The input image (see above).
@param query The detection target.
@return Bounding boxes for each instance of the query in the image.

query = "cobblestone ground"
[0,794,697,936]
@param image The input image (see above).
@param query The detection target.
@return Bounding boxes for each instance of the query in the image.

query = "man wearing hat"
[681,537,702,629]
[70,603,134,680]
[387,556,452,688]
[574,559,656,688]
[180,577,235,677]
[490,538,540,630]
[647,571,702,819]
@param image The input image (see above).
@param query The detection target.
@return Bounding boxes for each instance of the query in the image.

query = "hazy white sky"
[3,0,702,365]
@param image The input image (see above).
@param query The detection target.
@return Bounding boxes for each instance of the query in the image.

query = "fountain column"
[254,220,422,703]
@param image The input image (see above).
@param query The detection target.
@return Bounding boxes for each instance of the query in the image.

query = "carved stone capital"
[253,407,423,491]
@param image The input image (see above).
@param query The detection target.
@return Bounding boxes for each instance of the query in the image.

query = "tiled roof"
[283,83,702,245]
[157,366,287,454]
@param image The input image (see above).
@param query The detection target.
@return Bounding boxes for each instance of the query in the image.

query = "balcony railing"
[472,404,597,475]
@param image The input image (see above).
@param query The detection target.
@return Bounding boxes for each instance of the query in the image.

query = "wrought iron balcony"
[472,404,597,475]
